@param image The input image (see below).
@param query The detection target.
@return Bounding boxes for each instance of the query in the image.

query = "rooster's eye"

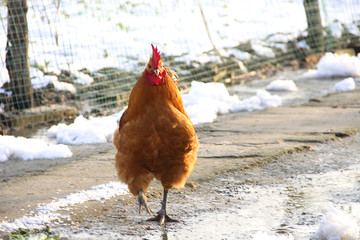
[148,64,152,68]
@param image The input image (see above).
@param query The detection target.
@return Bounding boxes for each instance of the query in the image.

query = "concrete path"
[0,89,359,229]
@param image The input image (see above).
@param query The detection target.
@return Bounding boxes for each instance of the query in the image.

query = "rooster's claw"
[138,190,153,216]
[147,209,179,225]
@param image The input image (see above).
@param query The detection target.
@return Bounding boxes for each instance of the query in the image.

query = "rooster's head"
[145,44,167,86]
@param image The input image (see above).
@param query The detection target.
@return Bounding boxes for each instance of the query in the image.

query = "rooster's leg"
[147,188,179,225]
[138,190,153,216]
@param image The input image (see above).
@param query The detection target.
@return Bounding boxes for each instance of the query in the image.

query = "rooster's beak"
[154,69,160,76]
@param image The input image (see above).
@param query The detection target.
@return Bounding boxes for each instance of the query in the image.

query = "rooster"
[113,44,199,225]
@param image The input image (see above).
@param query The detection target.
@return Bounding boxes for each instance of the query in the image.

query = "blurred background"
[0,0,359,133]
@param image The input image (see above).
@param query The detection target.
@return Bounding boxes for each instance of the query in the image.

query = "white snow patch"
[0,181,128,231]
[304,53,360,78]
[252,232,294,240]
[297,40,310,50]
[73,71,95,85]
[47,81,282,144]
[312,206,359,240]
[334,77,356,92]
[266,80,298,91]
[53,80,77,93]
[0,0,359,80]
[251,41,275,58]
[31,75,58,89]
[0,68,9,87]
[48,115,118,145]
[2,80,281,148]
[0,136,72,162]
[31,68,76,93]
[182,81,239,125]
[230,89,281,112]
[223,48,252,61]
[0,88,12,96]
[112,108,126,122]
[183,81,281,125]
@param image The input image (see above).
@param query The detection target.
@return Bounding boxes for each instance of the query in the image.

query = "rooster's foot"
[147,210,179,225]
[138,190,153,216]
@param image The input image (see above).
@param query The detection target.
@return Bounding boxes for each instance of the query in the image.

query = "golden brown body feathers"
[113,70,198,196]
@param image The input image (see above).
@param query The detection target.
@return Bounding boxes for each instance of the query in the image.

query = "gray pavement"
[0,89,359,237]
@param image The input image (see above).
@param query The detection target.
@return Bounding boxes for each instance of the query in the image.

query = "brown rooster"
[113,44,199,225]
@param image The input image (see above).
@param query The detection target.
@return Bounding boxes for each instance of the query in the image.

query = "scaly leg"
[147,188,179,225]
[138,190,153,216]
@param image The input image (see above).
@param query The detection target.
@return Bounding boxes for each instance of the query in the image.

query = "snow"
[46,81,281,143]
[31,68,77,93]
[304,53,360,78]
[224,48,252,61]
[251,40,275,58]
[230,89,281,112]
[0,136,72,162]
[334,77,356,92]
[297,40,310,50]
[0,0,359,236]
[0,79,357,238]
[311,206,359,240]
[0,181,128,231]
[252,207,360,240]
[53,80,77,93]
[2,47,359,155]
[0,68,9,86]
[29,68,94,93]
[73,71,95,86]
[1,0,358,89]
[182,81,281,125]
[0,81,283,160]
[47,115,118,145]
[252,232,294,240]
[0,88,11,96]
[182,81,239,125]
[266,80,298,91]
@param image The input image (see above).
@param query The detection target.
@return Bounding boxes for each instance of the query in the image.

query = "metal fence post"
[303,0,325,52]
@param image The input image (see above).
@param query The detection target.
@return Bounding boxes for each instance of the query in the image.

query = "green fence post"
[303,0,325,53]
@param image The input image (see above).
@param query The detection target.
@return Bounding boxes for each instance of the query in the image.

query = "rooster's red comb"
[151,44,161,68]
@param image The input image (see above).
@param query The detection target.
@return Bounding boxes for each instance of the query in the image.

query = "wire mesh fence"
[0,0,359,132]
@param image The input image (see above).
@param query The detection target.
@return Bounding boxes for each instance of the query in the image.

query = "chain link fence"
[0,0,359,132]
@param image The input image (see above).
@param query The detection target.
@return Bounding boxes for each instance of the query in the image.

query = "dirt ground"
[53,133,360,239]
[0,89,359,238]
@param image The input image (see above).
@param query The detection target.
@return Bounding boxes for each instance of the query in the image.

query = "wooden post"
[303,0,324,52]
[6,0,33,110]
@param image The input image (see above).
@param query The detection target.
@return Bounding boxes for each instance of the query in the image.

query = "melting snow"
[334,77,356,92]
[311,206,359,240]
[266,80,298,91]
[0,182,128,231]
[230,89,281,112]
[31,69,77,93]
[47,115,118,145]
[73,71,95,86]
[251,40,275,58]
[252,232,294,240]
[182,81,241,125]
[47,81,281,144]
[0,136,72,162]
[0,80,283,159]
[304,53,360,78]
[183,81,281,125]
